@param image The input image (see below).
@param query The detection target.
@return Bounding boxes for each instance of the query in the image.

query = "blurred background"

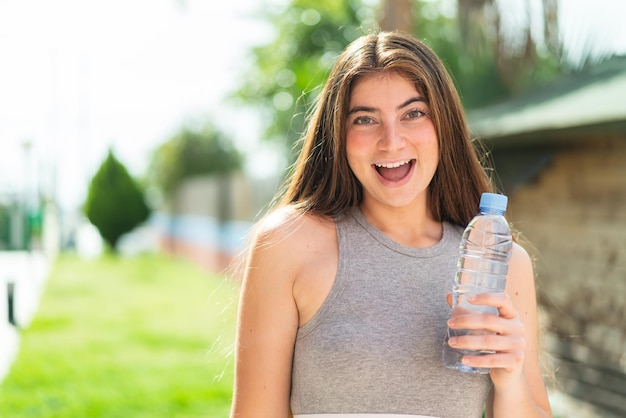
[1,0,625,417]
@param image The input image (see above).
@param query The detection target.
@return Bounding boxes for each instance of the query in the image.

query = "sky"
[1,0,626,211]
[0,0,277,211]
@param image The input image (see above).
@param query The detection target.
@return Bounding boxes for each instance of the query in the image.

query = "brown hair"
[276,31,494,227]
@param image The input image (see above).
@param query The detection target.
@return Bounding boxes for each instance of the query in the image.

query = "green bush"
[84,149,151,251]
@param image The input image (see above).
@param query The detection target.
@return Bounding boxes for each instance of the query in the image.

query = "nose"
[379,121,406,152]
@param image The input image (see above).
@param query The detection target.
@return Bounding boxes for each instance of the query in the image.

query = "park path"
[0,251,49,383]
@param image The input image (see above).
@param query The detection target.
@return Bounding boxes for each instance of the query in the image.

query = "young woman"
[229,31,552,418]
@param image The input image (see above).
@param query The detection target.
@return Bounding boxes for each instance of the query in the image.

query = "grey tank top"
[290,209,492,417]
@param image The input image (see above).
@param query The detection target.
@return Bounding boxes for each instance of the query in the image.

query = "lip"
[372,158,416,186]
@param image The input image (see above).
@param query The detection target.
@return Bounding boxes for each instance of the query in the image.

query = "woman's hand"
[446,244,552,417]
[446,292,526,387]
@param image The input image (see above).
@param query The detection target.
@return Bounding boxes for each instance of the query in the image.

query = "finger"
[460,351,525,372]
[469,293,517,320]
[497,300,518,320]
[448,314,525,337]
[448,311,504,330]
[467,292,507,306]
[448,332,525,352]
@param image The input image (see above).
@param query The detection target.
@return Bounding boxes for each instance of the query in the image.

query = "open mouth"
[374,159,414,182]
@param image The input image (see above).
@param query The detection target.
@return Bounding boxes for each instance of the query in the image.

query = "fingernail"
[447,319,455,327]
[469,295,477,302]
[448,337,457,346]
[462,357,471,365]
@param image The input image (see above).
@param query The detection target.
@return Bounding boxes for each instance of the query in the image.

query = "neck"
[359,199,442,248]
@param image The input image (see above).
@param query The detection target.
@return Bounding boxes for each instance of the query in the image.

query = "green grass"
[0,253,238,418]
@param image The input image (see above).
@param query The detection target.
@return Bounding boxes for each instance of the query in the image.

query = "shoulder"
[506,242,537,311]
[509,242,534,281]
[247,206,336,277]
[252,205,334,248]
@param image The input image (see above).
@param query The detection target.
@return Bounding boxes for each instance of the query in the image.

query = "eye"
[405,109,427,120]
[353,115,374,125]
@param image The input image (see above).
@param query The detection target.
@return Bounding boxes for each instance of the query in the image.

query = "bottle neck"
[480,208,505,216]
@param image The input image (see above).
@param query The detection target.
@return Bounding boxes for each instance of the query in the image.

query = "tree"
[84,149,151,252]
[234,0,377,159]
[236,0,607,155]
[148,122,243,198]
[374,0,569,108]
[451,0,561,103]
[379,0,412,32]
[232,0,464,156]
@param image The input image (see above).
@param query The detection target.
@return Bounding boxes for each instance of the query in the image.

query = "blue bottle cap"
[479,193,508,213]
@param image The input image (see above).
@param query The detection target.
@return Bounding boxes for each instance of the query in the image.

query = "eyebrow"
[347,96,427,115]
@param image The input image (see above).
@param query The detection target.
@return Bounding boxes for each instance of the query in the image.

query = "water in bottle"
[442,192,513,374]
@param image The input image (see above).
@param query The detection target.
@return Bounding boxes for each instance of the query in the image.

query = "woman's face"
[345,71,439,211]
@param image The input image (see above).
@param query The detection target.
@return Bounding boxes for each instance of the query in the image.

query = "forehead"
[349,71,424,103]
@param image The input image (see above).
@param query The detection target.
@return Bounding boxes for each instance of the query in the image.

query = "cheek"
[426,142,440,169]
[415,126,439,159]
[346,131,367,151]
[345,133,369,163]
[345,152,361,177]
[345,136,372,182]
[415,136,440,173]
[425,137,439,158]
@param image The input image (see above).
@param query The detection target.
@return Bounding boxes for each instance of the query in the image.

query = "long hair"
[277,31,493,227]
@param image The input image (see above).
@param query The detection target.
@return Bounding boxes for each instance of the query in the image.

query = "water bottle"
[442,192,513,374]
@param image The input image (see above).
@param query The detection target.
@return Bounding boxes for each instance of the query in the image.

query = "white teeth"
[375,160,411,169]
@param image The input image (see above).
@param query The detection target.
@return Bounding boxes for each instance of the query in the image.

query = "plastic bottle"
[442,192,513,374]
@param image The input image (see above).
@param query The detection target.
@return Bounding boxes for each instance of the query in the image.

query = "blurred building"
[0,141,58,383]
[469,56,626,417]
[151,172,279,272]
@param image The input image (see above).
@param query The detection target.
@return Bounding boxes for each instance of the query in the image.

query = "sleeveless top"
[290,209,492,417]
